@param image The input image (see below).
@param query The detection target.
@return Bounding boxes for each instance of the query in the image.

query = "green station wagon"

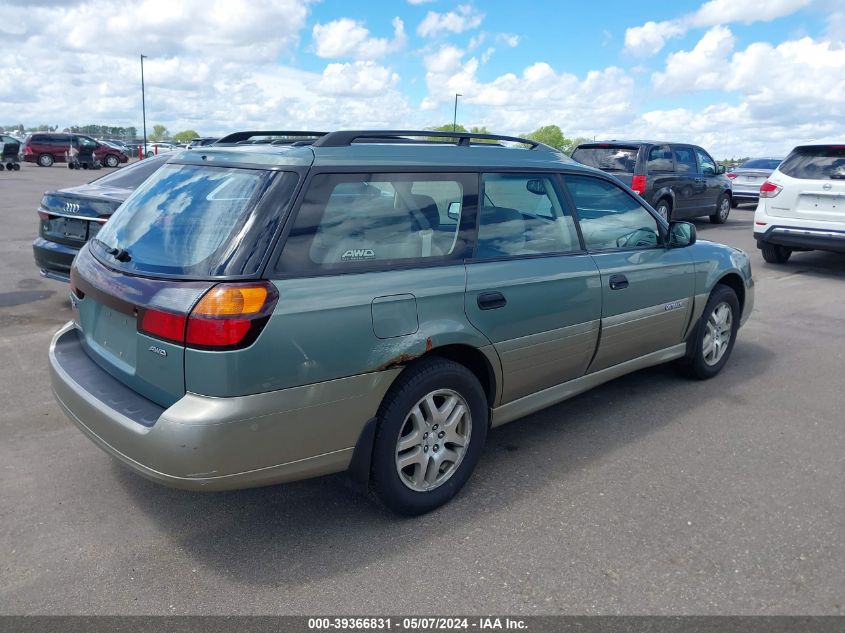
[49,130,754,515]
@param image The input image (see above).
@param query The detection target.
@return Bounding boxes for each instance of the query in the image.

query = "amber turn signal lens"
[192,285,268,317]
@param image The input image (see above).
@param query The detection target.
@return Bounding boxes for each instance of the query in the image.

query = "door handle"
[477,291,507,310]
[609,274,629,290]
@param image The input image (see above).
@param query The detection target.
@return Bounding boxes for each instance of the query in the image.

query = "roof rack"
[215,130,328,145]
[311,130,553,150]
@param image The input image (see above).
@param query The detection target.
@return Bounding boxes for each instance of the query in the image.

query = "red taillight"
[726,172,738,180]
[38,210,51,221]
[759,180,782,198]
[24,145,33,155]
[138,282,278,350]
[139,308,187,344]
[631,174,647,195]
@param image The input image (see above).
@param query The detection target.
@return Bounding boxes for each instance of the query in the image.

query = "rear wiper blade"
[92,238,132,262]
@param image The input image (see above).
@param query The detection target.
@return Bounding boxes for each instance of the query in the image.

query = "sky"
[0,0,843,157]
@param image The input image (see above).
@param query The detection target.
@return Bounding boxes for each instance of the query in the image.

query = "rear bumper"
[754,226,845,253]
[49,323,398,491]
[33,237,77,281]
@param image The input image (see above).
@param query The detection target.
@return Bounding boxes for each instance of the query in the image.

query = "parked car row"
[23,133,129,168]
[571,141,733,224]
[45,129,755,516]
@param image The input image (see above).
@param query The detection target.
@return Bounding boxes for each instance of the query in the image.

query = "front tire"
[104,154,119,168]
[678,285,740,380]
[710,194,730,224]
[37,153,54,167]
[371,357,488,516]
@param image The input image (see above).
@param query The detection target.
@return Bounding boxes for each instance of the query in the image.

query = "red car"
[23,133,129,168]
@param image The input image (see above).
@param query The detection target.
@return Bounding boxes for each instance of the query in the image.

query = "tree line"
[428,124,589,155]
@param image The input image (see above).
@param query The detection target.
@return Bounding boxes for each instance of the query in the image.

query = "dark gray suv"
[572,141,733,224]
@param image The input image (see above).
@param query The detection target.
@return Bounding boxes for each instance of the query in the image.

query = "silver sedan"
[728,157,782,206]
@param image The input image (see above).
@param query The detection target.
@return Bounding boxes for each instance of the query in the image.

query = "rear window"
[91,164,287,277]
[778,147,845,180]
[739,159,781,170]
[91,154,170,190]
[571,146,639,172]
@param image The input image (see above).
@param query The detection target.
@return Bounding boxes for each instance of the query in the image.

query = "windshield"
[91,163,276,276]
[571,146,639,172]
[778,147,845,180]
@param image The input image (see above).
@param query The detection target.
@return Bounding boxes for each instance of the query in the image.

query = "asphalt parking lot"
[0,162,843,616]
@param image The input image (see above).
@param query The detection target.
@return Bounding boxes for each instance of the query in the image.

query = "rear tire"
[761,243,792,264]
[676,285,740,380]
[710,194,730,224]
[37,153,54,167]
[371,357,488,516]
[655,198,671,221]
[0,164,4,172]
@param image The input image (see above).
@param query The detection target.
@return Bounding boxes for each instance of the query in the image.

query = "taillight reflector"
[759,180,782,198]
[726,172,738,180]
[139,309,187,344]
[631,174,647,195]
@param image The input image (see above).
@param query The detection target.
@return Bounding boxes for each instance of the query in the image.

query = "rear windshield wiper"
[92,238,132,262]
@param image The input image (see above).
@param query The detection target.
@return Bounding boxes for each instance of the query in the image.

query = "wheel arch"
[715,272,746,318]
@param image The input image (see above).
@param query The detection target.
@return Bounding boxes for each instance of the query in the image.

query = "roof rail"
[215,130,328,145]
[311,130,553,150]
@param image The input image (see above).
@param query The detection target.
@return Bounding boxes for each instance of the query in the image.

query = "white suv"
[753,143,845,263]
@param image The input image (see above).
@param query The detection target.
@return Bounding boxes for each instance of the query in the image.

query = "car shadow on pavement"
[115,340,774,588]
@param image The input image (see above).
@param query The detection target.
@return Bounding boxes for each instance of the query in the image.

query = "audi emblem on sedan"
[64,202,81,214]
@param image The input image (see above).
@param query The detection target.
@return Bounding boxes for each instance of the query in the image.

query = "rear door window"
[646,145,674,172]
[90,164,290,277]
[571,146,639,172]
[673,146,698,173]
[276,173,475,273]
[778,147,845,180]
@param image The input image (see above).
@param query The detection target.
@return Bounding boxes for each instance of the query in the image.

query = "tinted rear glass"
[91,164,285,277]
[739,159,781,170]
[778,147,845,180]
[91,154,170,190]
[571,146,638,172]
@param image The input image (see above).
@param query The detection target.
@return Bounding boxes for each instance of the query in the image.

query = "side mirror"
[668,221,696,248]
[447,201,461,221]
[716,164,726,175]
[525,179,547,195]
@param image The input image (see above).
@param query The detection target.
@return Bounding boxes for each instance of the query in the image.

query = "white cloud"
[312,17,406,60]
[652,26,735,92]
[420,46,635,133]
[417,5,484,37]
[624,0,811,56]
[496,33,520,47]
[0,0,414,133]
[624,20,686,57]
[317,62,400,96]
[407,0,436,4]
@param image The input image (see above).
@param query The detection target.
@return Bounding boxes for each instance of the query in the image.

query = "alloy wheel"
[703,301,733,366]
[395,389,472,492]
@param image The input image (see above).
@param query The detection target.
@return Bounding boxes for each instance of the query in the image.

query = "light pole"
[452,93,462,132]
[140,54,147,158]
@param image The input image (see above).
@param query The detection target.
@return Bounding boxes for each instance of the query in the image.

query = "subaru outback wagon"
[49,130,754,515]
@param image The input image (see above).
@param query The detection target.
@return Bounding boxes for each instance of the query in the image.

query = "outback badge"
[148,345,167,357]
